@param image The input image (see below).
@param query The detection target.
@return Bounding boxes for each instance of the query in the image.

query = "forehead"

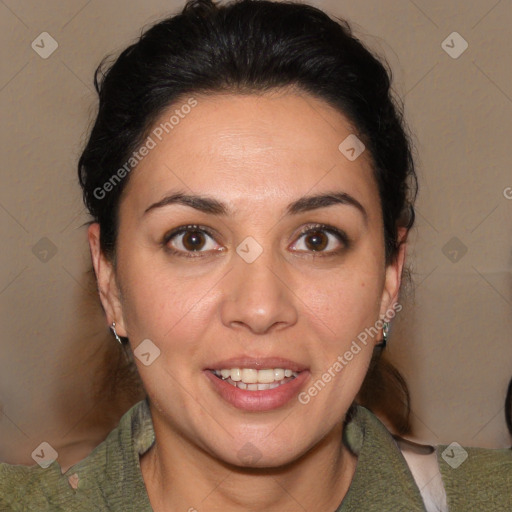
[121,91,379,217]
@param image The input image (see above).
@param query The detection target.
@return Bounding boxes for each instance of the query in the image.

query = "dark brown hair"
[78,0,417,266]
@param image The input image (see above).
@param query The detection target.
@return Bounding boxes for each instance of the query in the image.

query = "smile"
[205,363,309,411]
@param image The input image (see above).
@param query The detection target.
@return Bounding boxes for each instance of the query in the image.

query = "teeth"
[213,368,299,384]
[274,369,285,381]
[241,369,258,384]
[256,369,274,383]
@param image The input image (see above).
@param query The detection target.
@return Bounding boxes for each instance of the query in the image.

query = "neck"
[140,411,357,512]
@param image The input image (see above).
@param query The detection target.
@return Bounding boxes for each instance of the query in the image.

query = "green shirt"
[1,398,510,511]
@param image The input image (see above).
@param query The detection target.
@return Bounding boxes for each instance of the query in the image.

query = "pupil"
[183,231,204,251]
[306,231,327,251]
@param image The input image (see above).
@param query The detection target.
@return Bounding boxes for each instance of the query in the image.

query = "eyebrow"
[143,190,367,222]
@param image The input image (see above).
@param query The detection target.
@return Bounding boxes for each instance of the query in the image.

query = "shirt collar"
[63,397,425,510]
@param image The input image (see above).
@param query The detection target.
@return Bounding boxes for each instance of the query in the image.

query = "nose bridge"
[235,238,280,292]
[219,236,298,333]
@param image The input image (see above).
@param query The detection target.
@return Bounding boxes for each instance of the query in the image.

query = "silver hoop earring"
[110,322,123,345]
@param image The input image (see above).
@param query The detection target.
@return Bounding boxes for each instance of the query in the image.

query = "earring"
[110,322,123,345]
[381,321,389,348]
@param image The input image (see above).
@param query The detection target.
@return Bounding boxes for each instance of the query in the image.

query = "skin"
[88,89,406,511]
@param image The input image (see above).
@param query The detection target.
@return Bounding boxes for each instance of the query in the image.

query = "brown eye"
[291,224,349,255]
[163,224,221,258]
[182,230,207,251]
[304,230,328,251]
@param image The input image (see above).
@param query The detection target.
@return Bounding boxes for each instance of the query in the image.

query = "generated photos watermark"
[298,302,402,405]
[93,97,198,200]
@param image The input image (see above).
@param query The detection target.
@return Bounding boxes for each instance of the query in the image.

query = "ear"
[379,227,408,322]
[87,223,127,336]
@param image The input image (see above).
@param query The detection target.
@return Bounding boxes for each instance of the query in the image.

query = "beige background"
[1,0,511,466]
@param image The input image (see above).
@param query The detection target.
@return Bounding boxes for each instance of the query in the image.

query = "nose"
[219,246,298,335]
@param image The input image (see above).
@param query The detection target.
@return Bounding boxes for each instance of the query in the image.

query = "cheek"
[304,269,383,340]
[297,266,384,406]
[299,279,380,411]
[117,254,214,343]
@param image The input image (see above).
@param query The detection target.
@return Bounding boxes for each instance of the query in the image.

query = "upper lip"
[206,356,308,372]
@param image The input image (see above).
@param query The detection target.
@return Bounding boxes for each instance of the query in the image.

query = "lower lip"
[204,370,310,412]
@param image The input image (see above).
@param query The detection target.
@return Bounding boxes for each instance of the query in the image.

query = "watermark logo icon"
[31,442,58,468]
[338,134,365,161]
[134,339,161,366]
[442,236,468,263]
[32,237,58,263]
[236,236,263,264]
[31,32,58,59]
[441,32,468,59]
[237,442,263,464]
[442,442,468,469]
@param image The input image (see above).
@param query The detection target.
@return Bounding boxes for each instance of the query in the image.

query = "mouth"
[204,358,309,412]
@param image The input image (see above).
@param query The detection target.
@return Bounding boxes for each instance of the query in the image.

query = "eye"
[162,223,349,259]
[162,224,222,258]
[290,223,349,255]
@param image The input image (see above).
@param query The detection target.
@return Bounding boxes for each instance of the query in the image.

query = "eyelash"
[161,223,350,259]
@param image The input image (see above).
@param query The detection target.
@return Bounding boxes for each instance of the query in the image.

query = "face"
[89,89,404,468]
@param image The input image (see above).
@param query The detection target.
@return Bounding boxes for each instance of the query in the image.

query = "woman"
[1,0,510,510]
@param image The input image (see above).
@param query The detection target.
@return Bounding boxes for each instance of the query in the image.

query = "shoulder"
[436,443,512,511]
[354,407,512,512]
[0,458,77,511]
[396,435,512,512]
[342,406,433,510]
[0,399,154,511]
